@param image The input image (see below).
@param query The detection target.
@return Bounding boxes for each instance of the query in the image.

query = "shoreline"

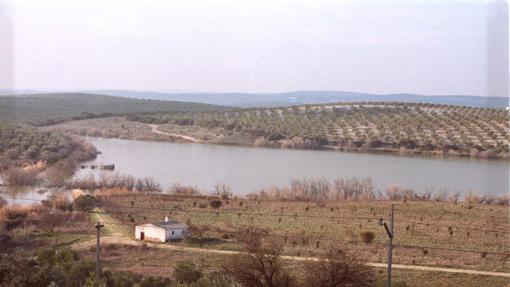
[41,115,510,161]
[80,133,510,162]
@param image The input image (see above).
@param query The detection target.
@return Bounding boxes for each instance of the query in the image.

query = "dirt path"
[91,209,129,237]
[149,124,201,143]
[76,212,510,278]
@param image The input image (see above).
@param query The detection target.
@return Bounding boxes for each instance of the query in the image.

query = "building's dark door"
[140,232,145,240]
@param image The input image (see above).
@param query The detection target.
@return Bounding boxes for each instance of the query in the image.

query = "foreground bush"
[360,231,375,244]
[174,261,203,284]
[1,167,41,185]
[0,206,29,231]
[73,194,97,212]
[0,249,180,287]
[169,183,202,196]
[209,199,222,209]
[0,249,95,287]
[172,273,241,287]
[303,245,375,287]
[223,226,296,287]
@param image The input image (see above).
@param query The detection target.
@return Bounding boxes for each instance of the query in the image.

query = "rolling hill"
[86,90,509,109]
[0,93,226,125]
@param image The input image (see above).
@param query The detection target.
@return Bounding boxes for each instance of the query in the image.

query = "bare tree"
[135,177,162,192]
[303,245,375,287]
[188,224,210,247]
[38,209,67,233]
[214,183,232,200]
[223,226,295,287]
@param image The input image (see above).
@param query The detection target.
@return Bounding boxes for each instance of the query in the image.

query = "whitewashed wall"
[135,224,166,242]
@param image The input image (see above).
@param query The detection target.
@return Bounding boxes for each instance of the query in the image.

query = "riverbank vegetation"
[68,173,510,206]
[0,123,97,186]
[49,102,510,159]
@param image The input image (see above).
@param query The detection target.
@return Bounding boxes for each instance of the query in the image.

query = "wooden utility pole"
[379,203,395,287]
[95,222,104,282]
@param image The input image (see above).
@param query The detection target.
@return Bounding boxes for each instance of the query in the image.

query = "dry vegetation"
[0,122,98,186]
[101,190,509,272]
[79,242,510,287]
[0,194,94,252]
[44,117,171,141]
[0,191,507,286]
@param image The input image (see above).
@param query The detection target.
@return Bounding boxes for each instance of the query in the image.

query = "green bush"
[209,199,222,209]
[73,195,97,212]
[0,249,177,287]
[360,231,375,244]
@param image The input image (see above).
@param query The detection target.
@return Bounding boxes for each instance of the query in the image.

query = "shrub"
[303,245,375,287]
[223,235,295,287]
[464,192,482,204]
[135,177,162,192]
[360,231,375,244]
[107,271,142,287]
[1,167,41,186]
[5,148,20,159]
[190,273,241,287]
[139,276,172,287]
[495,194,510,206]
[73,195,97,212]
[44,193,72,211]
[209,199,222,209]
[214,183,232,200]
[174,261,203,283]
[169,183,201,195]
[0,248,178,287]
[0,207,29,230]
[36,209,68,233]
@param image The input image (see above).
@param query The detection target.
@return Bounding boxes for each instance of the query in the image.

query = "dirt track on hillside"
[149,124,201,142]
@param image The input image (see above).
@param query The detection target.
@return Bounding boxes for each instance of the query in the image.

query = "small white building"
[135,217,188,242]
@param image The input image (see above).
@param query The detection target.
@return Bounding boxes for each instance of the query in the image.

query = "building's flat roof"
[138,221,188,230]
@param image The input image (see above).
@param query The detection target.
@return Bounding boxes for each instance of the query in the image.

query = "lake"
[74,137,509,197]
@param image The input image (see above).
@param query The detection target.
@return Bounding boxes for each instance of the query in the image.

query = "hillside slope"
[125,102,509,158]
[0,93,226,125]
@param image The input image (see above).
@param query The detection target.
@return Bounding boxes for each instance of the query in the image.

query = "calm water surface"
[75,137,509,196]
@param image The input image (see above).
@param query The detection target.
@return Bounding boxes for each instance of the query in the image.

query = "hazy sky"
[0,0,508,97]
